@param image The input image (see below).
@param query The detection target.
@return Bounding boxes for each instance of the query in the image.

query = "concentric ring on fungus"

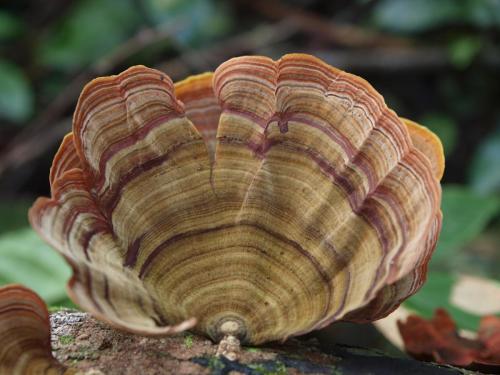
[27,53,443,346]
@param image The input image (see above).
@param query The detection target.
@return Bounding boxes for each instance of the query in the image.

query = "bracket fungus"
[1,53,444,370]
[0,285,76,374]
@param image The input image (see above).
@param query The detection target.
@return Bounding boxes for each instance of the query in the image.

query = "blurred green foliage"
[38,0,231,71]
[447,35,483,69]
[0,201,71,306]
[419,114,457,156]
[0,228,71,305]
[0,60,33,123]
[0,11,22,39]
[431,185,499,266]
[144,0,232,45]
[373,0,500,33]
[0,200,31,233]
[469,125,500,195]
[39,0,141,71]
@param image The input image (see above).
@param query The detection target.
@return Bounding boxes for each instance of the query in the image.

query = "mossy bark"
[50,310,474,375]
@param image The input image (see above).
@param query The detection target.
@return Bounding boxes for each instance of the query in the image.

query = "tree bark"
[50,310,475,375]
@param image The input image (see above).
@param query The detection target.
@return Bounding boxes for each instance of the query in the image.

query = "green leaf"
[0,228,71,304]
[372,0,461,34]
[0,11,22,39]
[466,0,500,28]
[38,0,141,71]
[144,0,232,46]
[0,200,32,235]
[419,114,457,156]
[0,60,34,123]
[448,36,483,69]
[405,272,481,331]
[469,126,500,195]
[372,0,500,33]
[431,185,500,266]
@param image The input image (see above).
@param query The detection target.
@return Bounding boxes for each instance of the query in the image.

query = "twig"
[0,22,183,177]
[236,0,409,48]
[312,47,500,71]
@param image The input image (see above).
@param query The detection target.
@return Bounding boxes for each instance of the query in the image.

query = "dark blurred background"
[0,0,498,337]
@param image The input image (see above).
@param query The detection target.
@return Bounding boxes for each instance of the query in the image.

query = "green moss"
[48,305,77,313]
[67,345,99,361]
[245,347,261,353]
[184,333,194,349]
[249,361,287,375]
[48,306,62,313]
[208,356,224,372]
[59,335,74,345]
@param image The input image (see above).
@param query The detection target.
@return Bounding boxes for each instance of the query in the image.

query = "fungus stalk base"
[215,320,243,360]
[216,334,241,361]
